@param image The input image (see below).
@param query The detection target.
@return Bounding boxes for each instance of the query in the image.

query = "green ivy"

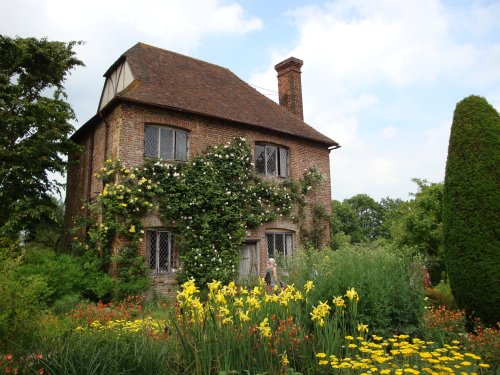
[75,137,323,294]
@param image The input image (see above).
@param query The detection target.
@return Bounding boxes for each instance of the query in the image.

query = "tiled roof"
[78,43,338,146]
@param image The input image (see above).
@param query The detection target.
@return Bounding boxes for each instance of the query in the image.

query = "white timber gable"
[98,60,134,110]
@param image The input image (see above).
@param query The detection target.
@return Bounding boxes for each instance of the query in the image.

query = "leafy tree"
[0,36,83,239]
[443,95,500,325]
[330,199,356,247]
[379,196,404,239]
[331,194,386,246]
[345,194,384,242]
[390,179,444,284]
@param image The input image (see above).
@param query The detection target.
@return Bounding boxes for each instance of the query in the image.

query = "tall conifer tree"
[443,95,500,325]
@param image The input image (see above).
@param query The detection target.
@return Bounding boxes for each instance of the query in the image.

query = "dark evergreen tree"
[443,95,500,325]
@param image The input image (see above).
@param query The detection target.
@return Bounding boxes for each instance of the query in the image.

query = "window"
[266,232,293,258]
[146,229,176,273]
[255,143,288,177]
[144,125,188,161]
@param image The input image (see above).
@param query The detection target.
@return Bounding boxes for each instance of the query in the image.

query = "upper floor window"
[255,143,288,177]
[144,125,188,161]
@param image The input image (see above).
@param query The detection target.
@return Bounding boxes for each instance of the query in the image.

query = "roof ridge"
[131,42,233,73]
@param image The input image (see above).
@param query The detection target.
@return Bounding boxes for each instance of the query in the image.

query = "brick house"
[65,43,339,294]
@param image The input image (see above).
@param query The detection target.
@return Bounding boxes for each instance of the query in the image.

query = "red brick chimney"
[275,57,304,120]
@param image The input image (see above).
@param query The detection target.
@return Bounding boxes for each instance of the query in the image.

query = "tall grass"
[35,332,179,375]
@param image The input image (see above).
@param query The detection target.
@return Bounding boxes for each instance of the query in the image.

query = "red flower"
[4,354,13,361]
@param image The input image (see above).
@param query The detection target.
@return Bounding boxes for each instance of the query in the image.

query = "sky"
[1,0,499,201]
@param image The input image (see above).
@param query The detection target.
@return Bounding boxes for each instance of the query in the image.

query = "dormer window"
[144,125,188,161]
[255,143,289,177]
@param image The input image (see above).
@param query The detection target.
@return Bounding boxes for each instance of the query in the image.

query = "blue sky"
[1,0,499,201]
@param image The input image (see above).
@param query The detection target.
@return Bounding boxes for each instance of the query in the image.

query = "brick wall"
[65,101,332,292]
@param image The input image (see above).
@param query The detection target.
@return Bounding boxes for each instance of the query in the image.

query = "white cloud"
[250,0,497,200]
[0,0,262,125]
[378,126,397,140]
[37,0,262,44]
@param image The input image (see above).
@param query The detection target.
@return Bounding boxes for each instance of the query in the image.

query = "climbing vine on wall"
[75,137,323,293]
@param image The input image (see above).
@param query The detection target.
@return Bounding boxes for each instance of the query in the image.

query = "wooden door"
[239,241,259,281]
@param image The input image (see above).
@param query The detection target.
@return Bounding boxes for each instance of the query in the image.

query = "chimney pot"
[275,57,304,120]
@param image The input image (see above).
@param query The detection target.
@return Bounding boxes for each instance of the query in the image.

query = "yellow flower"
[310,301,331,327]
[257,318,271,338]
[129,225,136,233]
[208,280,222,293]
[304,280,314,293]
[219,306,230,316]
[357,323,369,333]
[345,287,359,300]
[281,352,289,367]
[215,293,227,305]
[237,310,250,322]
[316,353,327,358]
[333,296,345,308]
[478,363,490,368]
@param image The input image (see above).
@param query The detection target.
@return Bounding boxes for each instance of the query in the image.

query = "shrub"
[15,245,113,305]
[284,243,426,336]
[0,245,47,349]
[425,280,456,309]
[443,95,500,325]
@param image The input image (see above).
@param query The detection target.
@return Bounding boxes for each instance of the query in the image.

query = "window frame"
[255,143,289,177]
[146,229,175,274]
[266,231,293,259]
[144,125,189,161]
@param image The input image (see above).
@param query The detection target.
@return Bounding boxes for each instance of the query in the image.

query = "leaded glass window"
[266,232,293,258]
[255,143,289,177]
[146,229,175,273]
[144,125,188,161]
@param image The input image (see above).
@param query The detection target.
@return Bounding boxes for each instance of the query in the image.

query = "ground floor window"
[146,229,178,273]
[266,232,293,258]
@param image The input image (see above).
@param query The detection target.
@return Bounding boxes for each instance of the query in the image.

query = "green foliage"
[15,246,84,305]
[285,244,426,336]
[330,194,384,246]
[390,179,444,285]
[345,194,384,242]
[0,35,83,238]
[78,137,322,292]
[300,203,329,249]
[33,332,177,375]
[443,95,500,325]
[0,244,47,348]
[14,245,112,305]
